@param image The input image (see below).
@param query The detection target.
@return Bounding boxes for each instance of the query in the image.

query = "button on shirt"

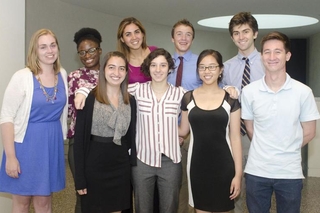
[221,48,265,94]
[128,82,185,167]
[168,50,202,91]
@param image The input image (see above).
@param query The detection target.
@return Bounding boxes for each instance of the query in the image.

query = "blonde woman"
[0,29,68,213]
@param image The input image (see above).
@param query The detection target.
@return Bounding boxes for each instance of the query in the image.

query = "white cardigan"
[0,67,68,143]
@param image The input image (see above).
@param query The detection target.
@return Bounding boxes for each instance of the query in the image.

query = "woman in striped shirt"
[128,48,185,213]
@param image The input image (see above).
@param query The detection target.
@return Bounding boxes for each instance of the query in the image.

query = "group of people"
[0,11,319,213]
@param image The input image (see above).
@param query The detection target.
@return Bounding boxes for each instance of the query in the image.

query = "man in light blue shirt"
[167,19,201,213]
[241,31,319,213]
[168,20,201,91]
[221,12,265,213]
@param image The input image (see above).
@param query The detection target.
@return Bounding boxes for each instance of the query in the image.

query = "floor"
[31,161,320,213]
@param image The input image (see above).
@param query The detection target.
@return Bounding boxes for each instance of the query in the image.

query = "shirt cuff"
[75,87,90,97]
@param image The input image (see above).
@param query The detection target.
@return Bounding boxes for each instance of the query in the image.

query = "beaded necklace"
[37,75,58,103]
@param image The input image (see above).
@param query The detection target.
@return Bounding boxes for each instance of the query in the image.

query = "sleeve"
[67,71,77,119]
[300,89,320,122]
[125,95,137,166]
[0,71,27,124]
[226,93,241,112]
[181,91,192,111]
[128,82,139,96]
[73,94,93,190]
[240,87,254,120]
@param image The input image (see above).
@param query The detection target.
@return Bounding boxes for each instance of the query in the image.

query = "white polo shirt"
[241,74,320,179]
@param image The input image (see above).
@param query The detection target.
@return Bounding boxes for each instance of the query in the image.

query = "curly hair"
[140,48,175,77]
[73,27,102,49]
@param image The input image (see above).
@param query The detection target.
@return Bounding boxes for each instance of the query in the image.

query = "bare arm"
[301,120,317,147]
[244,119,254,141]
[1,122,20,178]
[229,109,242,200]
[178,111,190,138]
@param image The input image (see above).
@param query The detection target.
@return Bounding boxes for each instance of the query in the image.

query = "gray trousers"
[132,156,182,213]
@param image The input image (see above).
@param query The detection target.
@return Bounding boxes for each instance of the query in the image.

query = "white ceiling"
[61,0,320,38]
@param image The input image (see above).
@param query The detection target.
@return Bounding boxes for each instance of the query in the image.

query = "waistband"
[90,135,113,143]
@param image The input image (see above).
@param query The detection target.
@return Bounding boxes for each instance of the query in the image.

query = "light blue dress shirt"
[221,48,265,93]
[168,50,202,91]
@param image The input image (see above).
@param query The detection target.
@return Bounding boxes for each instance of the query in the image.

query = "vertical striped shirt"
[128,82,185,167]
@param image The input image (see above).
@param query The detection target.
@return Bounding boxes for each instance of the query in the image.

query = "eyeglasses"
[198,65,220,72]
[78,47,100,57]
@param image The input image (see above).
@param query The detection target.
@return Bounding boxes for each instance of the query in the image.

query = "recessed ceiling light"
[198,14,319,29]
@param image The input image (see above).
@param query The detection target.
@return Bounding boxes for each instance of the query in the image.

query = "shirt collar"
[237,48,260,62]
[173,50,193,61]
[260,73,292,93]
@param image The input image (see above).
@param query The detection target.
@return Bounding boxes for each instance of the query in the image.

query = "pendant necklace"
[37,75,58,103]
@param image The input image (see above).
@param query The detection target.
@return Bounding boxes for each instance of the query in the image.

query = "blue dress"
[0,73,66,195]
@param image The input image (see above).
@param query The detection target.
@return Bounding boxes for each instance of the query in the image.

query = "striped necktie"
[241,57,250,136]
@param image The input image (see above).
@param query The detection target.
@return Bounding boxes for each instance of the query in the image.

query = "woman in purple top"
[117,17,157,83]
[67,27,102,213]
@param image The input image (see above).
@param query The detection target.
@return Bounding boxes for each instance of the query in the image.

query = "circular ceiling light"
[198,14,319,29]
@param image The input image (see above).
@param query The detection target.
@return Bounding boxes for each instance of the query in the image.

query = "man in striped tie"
[221,12,265,213]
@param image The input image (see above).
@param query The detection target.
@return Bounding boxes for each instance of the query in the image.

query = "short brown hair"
[27,29,61,75]
[140,48,175,77]
[229,12,258,36]
[94,51,130,105]
[171,19,195,39]
[261,31,291,53]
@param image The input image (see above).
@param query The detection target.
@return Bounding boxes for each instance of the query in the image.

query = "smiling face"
[104,56,127,87]
[198,55,222,85]
[121,23,144,50]
[231,23,258,56]
[37,34,59,67]
[261,39,291,74]
[149,55,170,83]
[172,24,194,55]
[78,39,101,70]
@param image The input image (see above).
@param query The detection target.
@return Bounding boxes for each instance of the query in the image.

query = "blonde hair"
[27,29,61,75]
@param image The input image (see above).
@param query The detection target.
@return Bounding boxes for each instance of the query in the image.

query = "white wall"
[308,33,320,97]
[0,0,25,211]
[308,97,320,177]
[26,0,238,74]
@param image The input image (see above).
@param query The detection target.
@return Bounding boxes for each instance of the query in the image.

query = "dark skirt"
[81,136,131,213]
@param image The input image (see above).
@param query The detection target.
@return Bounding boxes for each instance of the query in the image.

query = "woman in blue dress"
[0,29,68,213]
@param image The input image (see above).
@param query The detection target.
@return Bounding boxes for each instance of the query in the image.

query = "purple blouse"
[128,46,157,83]
[67,67,99,138]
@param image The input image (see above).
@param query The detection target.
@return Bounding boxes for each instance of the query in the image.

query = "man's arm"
[301,120,317,147]
[243,119,254,141]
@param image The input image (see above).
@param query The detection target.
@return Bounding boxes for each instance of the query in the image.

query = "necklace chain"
[37,75,58,104]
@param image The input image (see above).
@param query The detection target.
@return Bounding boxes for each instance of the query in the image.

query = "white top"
[128,82,185,167]
[0,67,68,142]
[241,74,320,178]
